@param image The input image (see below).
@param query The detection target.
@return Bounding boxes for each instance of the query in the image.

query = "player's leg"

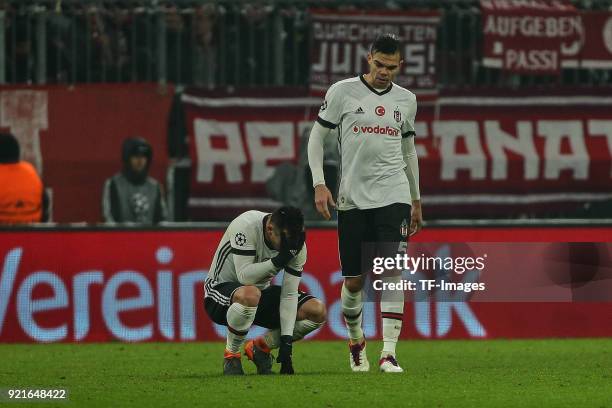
[373,203,411,373]
[204,282,260,375]
[293,297,326,341]
[338,208,371,371]
[253,295,326,349]
[246,288,326,374]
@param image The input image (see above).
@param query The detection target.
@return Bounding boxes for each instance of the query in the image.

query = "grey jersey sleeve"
[316,82,343,129]
[402,135,420,201]
[307,122,332,187]
[227,216,279,285]
[234,255,278,285]
[401,94,420,200]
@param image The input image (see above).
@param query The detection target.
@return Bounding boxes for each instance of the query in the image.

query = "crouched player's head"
[267,206,305,252]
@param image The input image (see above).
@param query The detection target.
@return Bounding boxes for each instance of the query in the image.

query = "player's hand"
[289,230,306,256]
[410,200,423,237]
[271,233,294,268]
[277,335,294,375]
[314,184,336,220]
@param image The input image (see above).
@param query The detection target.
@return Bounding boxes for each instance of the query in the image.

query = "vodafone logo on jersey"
[375,106,386,116]
[357,124,400,136]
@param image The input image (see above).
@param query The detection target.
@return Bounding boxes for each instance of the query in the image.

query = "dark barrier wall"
[1,227,611,343]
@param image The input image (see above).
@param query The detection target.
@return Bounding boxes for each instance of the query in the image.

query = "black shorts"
[337,202,411,277]
[204,282,315,329]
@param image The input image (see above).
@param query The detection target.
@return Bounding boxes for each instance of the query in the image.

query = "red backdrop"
[1,227,611,343]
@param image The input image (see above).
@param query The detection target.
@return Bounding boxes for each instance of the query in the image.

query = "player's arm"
[278,243,306,337]
[307,123,337,220]
[233,252,278,285]
[402,96,423,236]
[308,85,342,220]
[102,178,120,223]
[233,231,297,285]
[276,244,306,374]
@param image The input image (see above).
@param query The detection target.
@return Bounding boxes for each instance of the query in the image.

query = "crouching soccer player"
[204,206,327,375]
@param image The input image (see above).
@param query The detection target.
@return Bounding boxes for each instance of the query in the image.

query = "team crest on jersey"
[394,107,402,123]
[400,219,409,238]
[235,232,247,246]
[375,106,386,116]
[320,100,328,111]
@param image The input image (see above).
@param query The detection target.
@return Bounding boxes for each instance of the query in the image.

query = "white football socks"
[261,319,324,349]
[341,283,364,343]
[225,303,257,353]
[293,319,324,341]
[380,275,404,357]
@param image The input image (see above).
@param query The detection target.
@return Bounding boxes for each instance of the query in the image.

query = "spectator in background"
[102,137,168,224]
[0,133,48,224]
[266,126,338,220]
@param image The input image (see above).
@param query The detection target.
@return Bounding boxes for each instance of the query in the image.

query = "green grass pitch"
[0,339,610,407]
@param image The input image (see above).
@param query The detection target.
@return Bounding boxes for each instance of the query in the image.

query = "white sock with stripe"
[341,283,364,343]
[380,274,404,358]
[225,303,257,353]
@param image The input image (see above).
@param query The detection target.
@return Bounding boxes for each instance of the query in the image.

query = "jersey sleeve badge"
[234,232,247,247]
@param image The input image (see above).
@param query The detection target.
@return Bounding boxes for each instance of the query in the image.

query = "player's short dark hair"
[370,33,401,56]
[270,206,304,241]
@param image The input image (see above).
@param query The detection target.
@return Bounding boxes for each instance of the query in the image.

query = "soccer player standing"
[204,206,326,375]
[307,34,422,373]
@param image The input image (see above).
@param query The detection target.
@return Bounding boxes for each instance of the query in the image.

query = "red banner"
[1,228,612,343]
[184,90,612,220]
[309,10,440,98]
[568,12,612,69]
[481,0,581,74]
[0,84,173,223]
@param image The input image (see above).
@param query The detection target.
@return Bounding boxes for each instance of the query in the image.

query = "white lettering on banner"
[244,122,295,182]
[538,120,588,179]
[313,43,431,77]
[0,246,490,342]
[485,121,539,180]
[404,44,426,75]
[157,272,174,340]
[191,119,610,185]
[194,119,246,183]
[331,43,351,74]
[0,248,21,334]
[0,91,48,175]
[483,15,581,38]
[73,271,103,341]
[505,49,558,71]
[588,120,612,177]
[102,272,154,342]
[179,271,204,340]
[311,42,328,72]
[17,272,68,343]
[434,121,487,180]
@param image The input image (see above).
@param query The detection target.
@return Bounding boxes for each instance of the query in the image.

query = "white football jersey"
[317,75,417,210]
[205,210,307,291]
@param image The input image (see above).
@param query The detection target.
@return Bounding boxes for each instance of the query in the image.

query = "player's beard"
[374,76,390,88]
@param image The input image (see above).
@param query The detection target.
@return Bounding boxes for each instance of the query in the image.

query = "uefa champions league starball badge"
[235,232,247,247]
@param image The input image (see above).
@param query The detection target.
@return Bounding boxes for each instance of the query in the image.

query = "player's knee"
[344,276,363,293]
[308,299,327,323]
[232,286,261,307]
